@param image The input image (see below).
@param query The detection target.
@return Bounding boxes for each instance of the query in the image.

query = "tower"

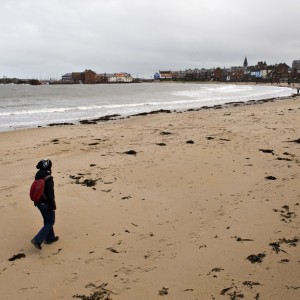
[243,57,248,67]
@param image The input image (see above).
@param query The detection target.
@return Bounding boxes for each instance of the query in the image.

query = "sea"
[0,82,295,132]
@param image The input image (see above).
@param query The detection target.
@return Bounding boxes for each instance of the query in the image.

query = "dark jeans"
[33,203,56,244]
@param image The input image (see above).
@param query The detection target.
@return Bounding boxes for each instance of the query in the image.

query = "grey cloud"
[1,0,300,78]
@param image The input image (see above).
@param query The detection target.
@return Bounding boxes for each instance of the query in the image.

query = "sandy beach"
[0,92,299,299]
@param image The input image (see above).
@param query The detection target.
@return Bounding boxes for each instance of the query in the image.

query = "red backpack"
[29,175,51,203]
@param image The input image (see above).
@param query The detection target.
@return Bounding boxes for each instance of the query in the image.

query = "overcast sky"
[1,0,300,79]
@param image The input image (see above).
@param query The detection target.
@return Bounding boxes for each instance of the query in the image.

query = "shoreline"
[1,82,298,133]
[36,92,300,130]
[0,90,299,299]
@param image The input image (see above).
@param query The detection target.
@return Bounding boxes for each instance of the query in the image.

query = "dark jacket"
[35,169,56,210]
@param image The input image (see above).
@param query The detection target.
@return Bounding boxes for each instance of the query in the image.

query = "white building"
[108,73,133,83]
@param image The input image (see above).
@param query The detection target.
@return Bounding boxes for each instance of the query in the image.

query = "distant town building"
[82,69,97,84]
[213,67,224,81]
[61,73,73,83]
[154,72,160,80]
[61,70,97,84]
[292,60,300,71]
[58,58,300,85]
[108,73,133,83]
[72,72,82,83]
[159,71,173,79]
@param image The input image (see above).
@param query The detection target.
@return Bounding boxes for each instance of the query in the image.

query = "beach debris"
[246,253,266,264]
[82,179,97,187]
[213,105,223,109]
[106,247,119,254]
[286,286,300,290]
[243,281,261,289]
[225,101,245,106]
[124,150,137,155]
[265,176,277,180]
[80,114,121,124]
[52,248,62,255]
[48,122,74,126]
[70,174,84,181]
[255,293,260,300]
[209,267,224,274]
[80,120,97,124]
[156,143,167,146]
[73,282,113,300]
[51,139,60,144]
[259,149,274,154]
[93,114,121,122]
[280,237,299,247]
[8,253,26,261]
[286,138,300,144]
[269,242,284,254]
[220,286,244,299]
[228,290,244,299]
[219,138,231,142]
[206,136,214,140]
[220,287,232,295]
[208,267,224,277]
[236,237,254,242]
[158,287,169,296]
[160,131,172,135]
[273,205,297,223]
[132,109,171,117]
[279,259,290,263]
[88,142,100,146]
[69,174,99,188]
[276,157,292,161]
[186,140,194,144]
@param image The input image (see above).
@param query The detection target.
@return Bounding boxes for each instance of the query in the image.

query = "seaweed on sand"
[246,253,266,264]
[73,283,113,300]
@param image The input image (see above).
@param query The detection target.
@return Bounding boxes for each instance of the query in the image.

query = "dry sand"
[0,93,299,299]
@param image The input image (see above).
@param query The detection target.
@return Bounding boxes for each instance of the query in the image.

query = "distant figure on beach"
[31,159,58,250]
[297,88,300,94]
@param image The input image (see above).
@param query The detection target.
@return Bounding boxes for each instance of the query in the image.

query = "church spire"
[243,57,248,67]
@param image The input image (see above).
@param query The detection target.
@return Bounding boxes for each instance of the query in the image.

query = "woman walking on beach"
[31,159,59,250]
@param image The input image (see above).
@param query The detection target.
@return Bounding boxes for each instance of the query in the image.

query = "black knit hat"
[36,159,52,170]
